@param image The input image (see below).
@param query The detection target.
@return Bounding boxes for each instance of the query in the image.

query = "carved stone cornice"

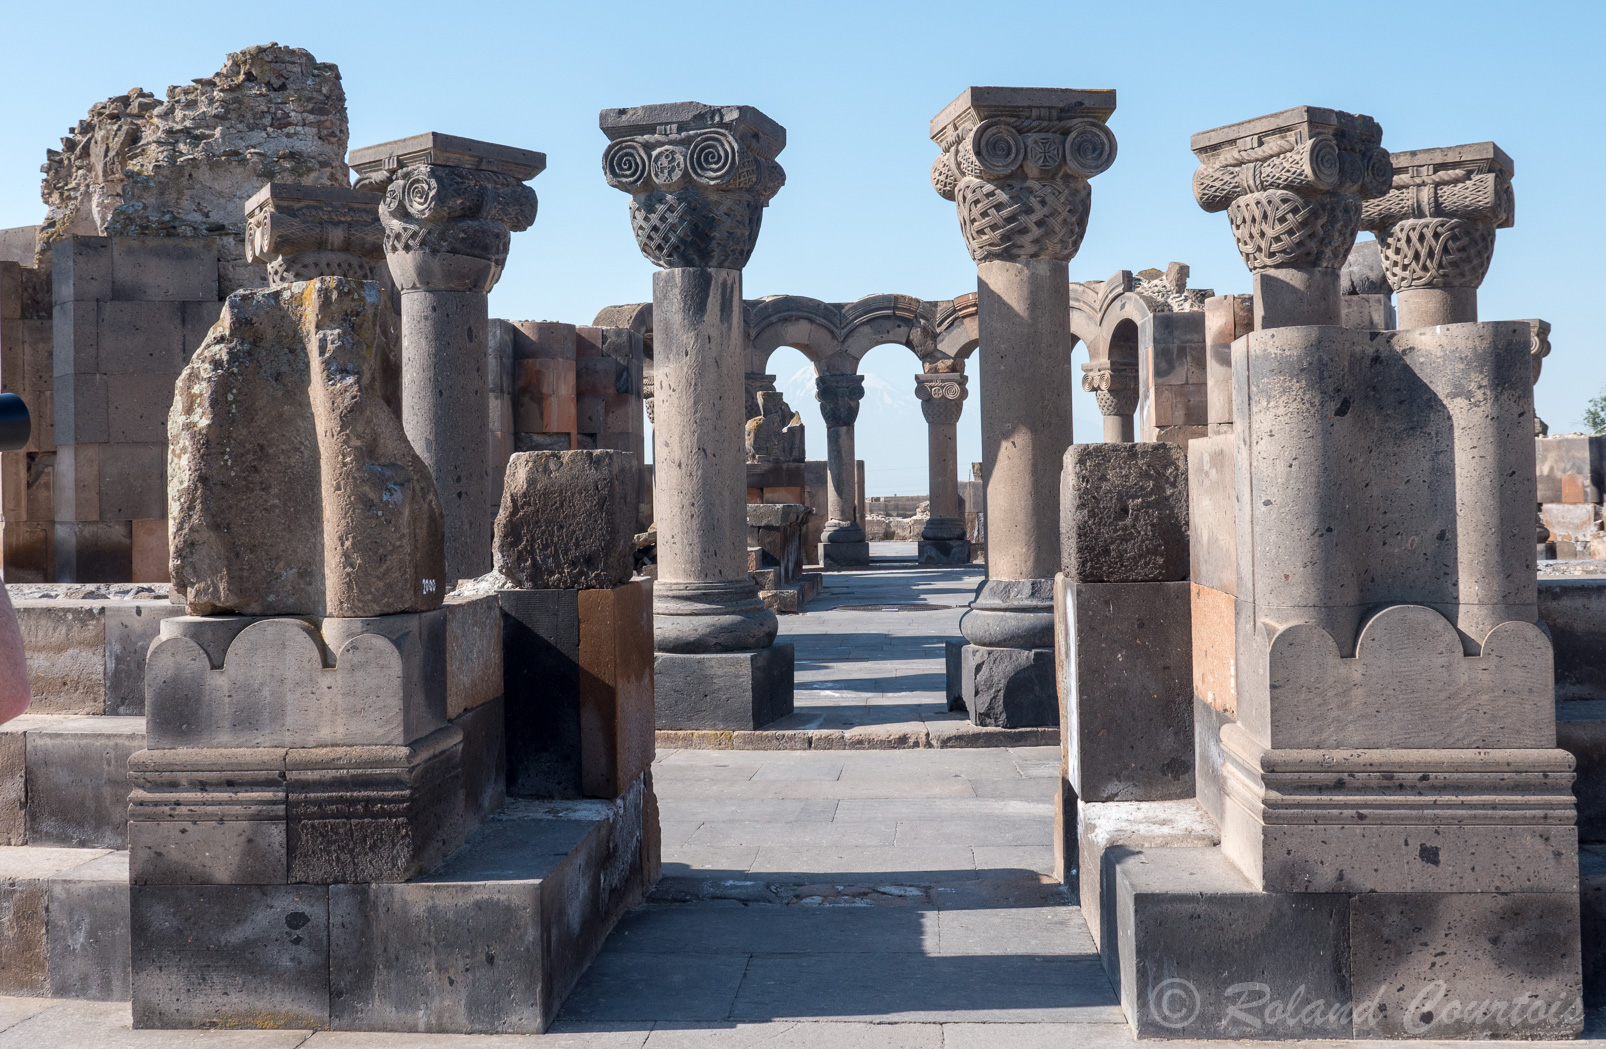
[600,102,786,270]
[915,373,968,426]
[244,183,387,286]
[349,133,544,294]
[815,373,865,427]
[1361,142,1514,292]
[1080,360,1140,417]
[1192,106,1392,273]
[929,87,1117,264]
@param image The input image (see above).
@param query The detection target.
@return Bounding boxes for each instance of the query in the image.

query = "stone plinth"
[351,132,544,584]
[600,101,794,722]
[1192,106,1392,328]
[655,645,795,730]
[932,86,1116,728]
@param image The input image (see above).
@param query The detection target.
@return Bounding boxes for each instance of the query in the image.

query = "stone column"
[350,133,543,584]
[1191,106,1393,329]
[1361,142,1513,329]
[815,373,869,567]
[930,86,1116,726]
[744,372,776,422]
[600,101,794,730]
[914,372,970,564]
[1079,361,1138,442]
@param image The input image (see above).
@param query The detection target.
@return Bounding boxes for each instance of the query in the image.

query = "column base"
[819,541,870,567]
[1102,844,1584,1040]
[917,539,971,564]
[958,643,1058,728]
[655,644,795,730]
[944,639,966,712]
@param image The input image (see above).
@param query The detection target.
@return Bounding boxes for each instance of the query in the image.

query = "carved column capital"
[600,103,786,269]
[245,183,387,286]
[350,134,544,294]
[1079,360,1140,418]
[1360,142,1514,292]
[815,373,864,427]
[1192,106,1392,273]
[930,88,1116,264]
[915,373,968,426]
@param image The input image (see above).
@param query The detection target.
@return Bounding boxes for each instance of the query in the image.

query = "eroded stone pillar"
[816,373,868,567]
[600,101,793,729]
[915,372,970,563]
[350,133,542,583]
[1079,361,1138,442]
[931,86,1115,726]
[1361,142,1513,329]
[1191,107,1392,329]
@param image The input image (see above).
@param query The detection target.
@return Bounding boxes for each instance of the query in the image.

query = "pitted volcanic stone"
[1060,443,1189,583]
[494,451,638,591]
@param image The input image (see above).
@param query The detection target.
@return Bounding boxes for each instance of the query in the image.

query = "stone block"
[181,300,224,357]
[917,538,970,564]
[1109,845,1351,1040]
[655,645,795,731]
[127,745,288,886]
[1350,892,1584,1039]
[1582,845,1606,1005]
[53,441,98,521]
[283,725,464,884]
[1078,798,1219,950]
[47,850,131,1000]
[14,600,105,714]
[0,844,113,995]
[1190,583,1235,719]
[130,518,170,584]
[578,581,655,799]
[106,370,180,443]
[1060,443,1188,583]
[26,716,144,848]
[512,358,577,434]
[1543,579,1606,701]
[962,644,1057,729]
[453,695,507,830]
[501,588,582,798]
[130,883,330,1029]
[54,520,133,583]
[95,301,186,373]
[1064,580,1193,802]
[52,301,98,377]
[1193,696,1234,827]
[168,277,444,619]
[819,540,869,567]
[56,373,108,444]
[110,236,219,301]
[494,451,637,590]
[445,594,502,719]
[0,720,24,845]
[1537,434,1606,504]
[1186,433,1235,595]
[1556,699,1606,842]
[145,613,447,749]
[509,320,577,360]
[52,237,112,305]
[96,441,166,521]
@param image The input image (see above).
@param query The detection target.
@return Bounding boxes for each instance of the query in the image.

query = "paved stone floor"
[4,555,1601,1046]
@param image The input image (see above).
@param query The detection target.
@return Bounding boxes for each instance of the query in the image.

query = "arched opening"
[854,342,930,548]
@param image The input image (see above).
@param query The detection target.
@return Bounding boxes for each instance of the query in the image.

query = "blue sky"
[3,1,1600,495]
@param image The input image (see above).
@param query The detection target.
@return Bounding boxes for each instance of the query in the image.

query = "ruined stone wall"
[39,43,349,295]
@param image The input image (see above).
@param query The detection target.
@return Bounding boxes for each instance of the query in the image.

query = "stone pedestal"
[816,373,868,566]
[930,87,1117,727]
[600,101,794,724]
[655,644,795,730]
[351,133,544,584]
[916,371,970,564]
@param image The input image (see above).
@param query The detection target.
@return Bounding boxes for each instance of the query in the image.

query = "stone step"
[0,846,130,1000]
[1,715,145,849]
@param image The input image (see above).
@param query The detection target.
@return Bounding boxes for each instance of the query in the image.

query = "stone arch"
[933,294,978,366]
[838,294,942,371]
[745,295,843,373]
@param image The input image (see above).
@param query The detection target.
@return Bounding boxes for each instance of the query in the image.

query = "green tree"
[1587,386,1606,434]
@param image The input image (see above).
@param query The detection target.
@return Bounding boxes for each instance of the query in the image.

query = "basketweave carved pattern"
[629,189,764,269]
[1226,189,1360,271]
[1377,217,1496,290]
[1080,362,1140,416]
[955,177,1091,264]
